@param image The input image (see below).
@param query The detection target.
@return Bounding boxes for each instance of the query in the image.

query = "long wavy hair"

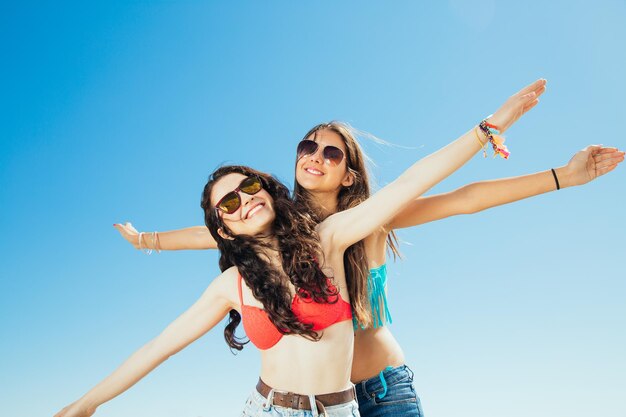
[201,165,339,351]
[293,121,401,328]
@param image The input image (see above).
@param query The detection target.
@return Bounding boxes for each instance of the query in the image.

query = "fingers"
[521,85,546,103]
[517,78,547,96]
[125,222,139,233]
[596,161,622,172]
[584,144,603,153]
[583,145,620,157]
[594,150,624,177]
[597,163,619,177]
[595,147,622,154]
[596,158,623,168]
[522,98,539,113]
[594,150,625,163]
[113,223,141,248]
[519,86,544,110]
[533,85,547,100]
[113,223,129,235]
[521,90,536,100]
[113,222,139,234]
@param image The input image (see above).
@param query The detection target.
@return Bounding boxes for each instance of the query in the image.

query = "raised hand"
[53,401,95,417]
[113,222,140,249]
[563,145,625,187]
[489,78,547,133]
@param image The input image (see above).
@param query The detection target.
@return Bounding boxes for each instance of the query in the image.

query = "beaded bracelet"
[478,119,510,159]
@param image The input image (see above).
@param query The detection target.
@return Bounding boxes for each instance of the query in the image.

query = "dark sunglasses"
[296,139,345,166]
[215,176,263,214]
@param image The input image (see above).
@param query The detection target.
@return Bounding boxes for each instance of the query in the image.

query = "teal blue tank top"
[353,264,393,330]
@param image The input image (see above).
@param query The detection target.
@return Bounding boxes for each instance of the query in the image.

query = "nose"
[240,193,258,216]
[307,147,323,164]
[241,193,256,208]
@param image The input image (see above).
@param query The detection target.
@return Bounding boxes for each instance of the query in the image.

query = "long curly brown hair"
[201,165,339,351]
[294,121,401,328]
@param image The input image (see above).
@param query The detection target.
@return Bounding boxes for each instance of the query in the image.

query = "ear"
[341,171,355,187]
[217,227,235,241]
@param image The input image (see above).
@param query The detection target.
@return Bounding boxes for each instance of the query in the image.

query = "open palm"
[566,145,625,186]
[489,78,547,133]
[113,222,140,249]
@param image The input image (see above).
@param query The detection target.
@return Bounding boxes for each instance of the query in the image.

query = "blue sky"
[1,1,625,416]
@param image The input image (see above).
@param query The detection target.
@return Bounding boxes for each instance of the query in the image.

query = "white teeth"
[305,168,323,175]
[247,204,264,219]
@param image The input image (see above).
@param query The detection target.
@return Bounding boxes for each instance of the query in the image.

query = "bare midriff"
[260,320,355,395]
[351,325,405,383]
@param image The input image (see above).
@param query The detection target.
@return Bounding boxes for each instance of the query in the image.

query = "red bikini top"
[237,275,353,350]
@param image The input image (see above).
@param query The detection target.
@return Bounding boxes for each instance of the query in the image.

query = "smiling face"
[295,128,354,194]
[210,173,276,238]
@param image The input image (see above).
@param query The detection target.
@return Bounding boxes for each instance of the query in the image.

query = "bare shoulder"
[316,210,349,250]
[208,266,240,307]
[315,214,334,239]
[217,265,239,281]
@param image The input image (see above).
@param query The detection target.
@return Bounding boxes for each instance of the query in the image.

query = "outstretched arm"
[53,268,236,417]
[113,223,217,251]
[388,145,625,229]
[319,78,547,250]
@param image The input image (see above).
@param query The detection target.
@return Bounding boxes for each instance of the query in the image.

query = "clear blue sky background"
[1,1,624,416]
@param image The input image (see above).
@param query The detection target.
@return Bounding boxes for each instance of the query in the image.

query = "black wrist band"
[551,168,561,190]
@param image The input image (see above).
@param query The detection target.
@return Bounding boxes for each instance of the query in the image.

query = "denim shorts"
[240,386,360,417]
[355,365,424,417]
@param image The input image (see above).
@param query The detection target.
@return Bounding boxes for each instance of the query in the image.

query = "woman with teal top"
[114,79,624,416]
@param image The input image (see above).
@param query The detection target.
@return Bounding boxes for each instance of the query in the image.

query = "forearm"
[75,340,167,410]
[395,126,486,198]
[325,126,486,248]
[322,79,546,244]
[464,165,572,213]
[156,226,216,250]
[60,271,234,417]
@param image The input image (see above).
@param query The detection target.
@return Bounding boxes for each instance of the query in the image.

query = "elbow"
[454,185,479,215]
[463,203,480,215]
[145,338,175,363]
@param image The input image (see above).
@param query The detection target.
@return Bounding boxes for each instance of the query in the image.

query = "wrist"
[76,397,98,414]
[138,231,160,254]
[486,117,505,134]
[474,125,488,144]
[553,166,573,189]
[478,119,510,159]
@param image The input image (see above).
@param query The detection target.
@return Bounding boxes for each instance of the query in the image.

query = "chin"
[296,175,324,191]
[249,210,275,228]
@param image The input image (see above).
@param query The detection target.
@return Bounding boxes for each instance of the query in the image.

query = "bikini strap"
[237,274,244,306]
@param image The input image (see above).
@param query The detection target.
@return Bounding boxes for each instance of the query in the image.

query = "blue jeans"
[355,365,424,417]
[241,387,360,417]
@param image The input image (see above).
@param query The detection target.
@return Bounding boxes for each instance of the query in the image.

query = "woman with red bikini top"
[56,79,555,417]
[238,272,353,350]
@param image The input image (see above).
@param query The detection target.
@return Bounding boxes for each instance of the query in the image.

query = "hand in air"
[113,222,140,249]
[564,145,625,186]
[489,78,547,133]
[53,401,95,417]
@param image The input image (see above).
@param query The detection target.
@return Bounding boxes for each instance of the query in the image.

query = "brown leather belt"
[256,378,355,411]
